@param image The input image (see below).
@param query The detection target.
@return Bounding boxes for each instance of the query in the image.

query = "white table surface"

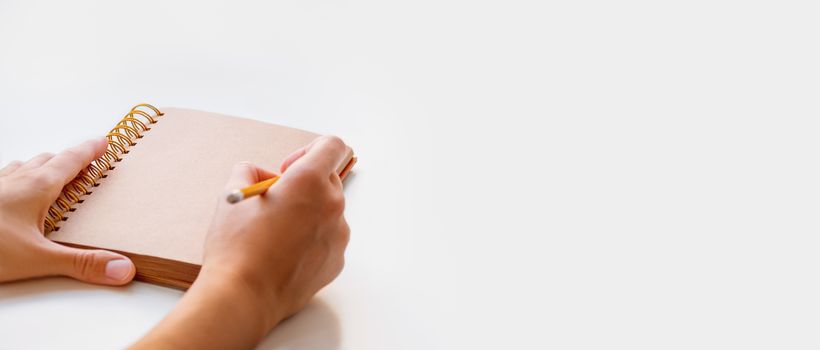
[1,1,820,349]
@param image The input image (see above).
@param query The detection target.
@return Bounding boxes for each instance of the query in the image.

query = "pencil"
[226,156,356,204]
[226,176,280,204]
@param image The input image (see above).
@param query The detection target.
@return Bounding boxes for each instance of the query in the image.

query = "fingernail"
[105,259,132,281]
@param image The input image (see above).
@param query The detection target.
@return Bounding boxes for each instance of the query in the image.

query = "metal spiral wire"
[44,104,163,232]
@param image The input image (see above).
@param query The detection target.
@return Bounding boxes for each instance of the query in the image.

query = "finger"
[224,162,278,191]
[17,153,55,171]
[283,136,350,178]
[279,138,319,173]
[0,160,23,176]
[279,146,308,174]
[45,245,136,286]
[41,138,108,186]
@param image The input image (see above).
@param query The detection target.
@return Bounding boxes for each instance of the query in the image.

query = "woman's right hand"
[133,135,351,350]
[202,135,351,327]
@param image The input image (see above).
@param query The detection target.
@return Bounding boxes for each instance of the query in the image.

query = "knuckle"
[61,148,82,160]
[326,192,346,215]
[0,161,22,177]
[320,135,346,150]
[234,161,254,170]
[72,251,97,279]
[4,160,23,169]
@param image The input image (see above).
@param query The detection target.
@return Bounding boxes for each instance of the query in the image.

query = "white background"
[1,0,819,349]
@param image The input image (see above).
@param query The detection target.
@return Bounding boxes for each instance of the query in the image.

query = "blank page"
[49,108,321,264]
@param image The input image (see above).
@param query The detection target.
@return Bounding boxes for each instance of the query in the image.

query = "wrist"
[133,270,276,350]
[195,264,285,332]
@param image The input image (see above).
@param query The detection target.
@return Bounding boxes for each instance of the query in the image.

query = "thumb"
[46,245,136,286]
[224,161,278,191]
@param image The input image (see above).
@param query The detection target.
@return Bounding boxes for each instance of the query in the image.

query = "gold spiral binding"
[55,197,72,212]
[43,103,162,233]
[129,109,158,124]
[118,117,150,132]
[94,157,112,173]
[86,163,104,180]
[132,104,164,117]
[63,190,81,208]
[111,124,142,139]
[103,149,121,163]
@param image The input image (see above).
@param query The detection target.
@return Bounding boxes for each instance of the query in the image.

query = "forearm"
[131,272,275,350]
[132,137,350,349]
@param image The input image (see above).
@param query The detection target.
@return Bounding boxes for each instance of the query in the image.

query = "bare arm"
[132,136,351,349]
[0,138,136,286]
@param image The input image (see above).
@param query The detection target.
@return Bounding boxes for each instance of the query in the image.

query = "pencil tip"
[226,191,243,204]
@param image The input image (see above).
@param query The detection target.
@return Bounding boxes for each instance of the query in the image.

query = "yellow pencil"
[226,176,280,204]
[226,156,357,204]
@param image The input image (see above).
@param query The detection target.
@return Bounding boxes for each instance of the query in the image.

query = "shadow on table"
[0,277,139,301]
[0,277,341,349]
[256,298,342,350]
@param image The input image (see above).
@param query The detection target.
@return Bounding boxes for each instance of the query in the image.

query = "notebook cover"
[48,107,353,288]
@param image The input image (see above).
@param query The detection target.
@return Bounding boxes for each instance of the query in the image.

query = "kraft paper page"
[48,108,322,264]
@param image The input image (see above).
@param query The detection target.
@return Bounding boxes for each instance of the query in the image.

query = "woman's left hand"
[0,138,135,285]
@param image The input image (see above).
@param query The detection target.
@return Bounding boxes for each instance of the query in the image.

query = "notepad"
[46,105,356,289]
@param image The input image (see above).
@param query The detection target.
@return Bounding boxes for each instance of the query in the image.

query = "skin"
[0,135,351,350]
[0,138,137,285]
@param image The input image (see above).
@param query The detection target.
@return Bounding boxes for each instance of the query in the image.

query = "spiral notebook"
[45,104,356,289]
